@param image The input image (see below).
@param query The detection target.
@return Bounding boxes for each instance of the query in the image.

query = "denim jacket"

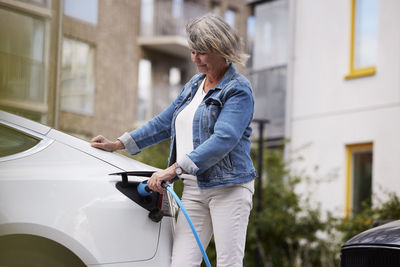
[119,63,257,189]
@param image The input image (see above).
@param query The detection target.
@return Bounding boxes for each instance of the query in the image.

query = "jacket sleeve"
[178,86,254,175]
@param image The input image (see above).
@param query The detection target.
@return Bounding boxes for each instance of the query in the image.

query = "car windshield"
[0,123,41,157]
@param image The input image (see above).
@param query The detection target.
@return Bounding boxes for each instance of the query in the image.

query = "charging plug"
[137,181,151,197]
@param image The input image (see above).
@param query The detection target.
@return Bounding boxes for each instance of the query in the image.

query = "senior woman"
[91,14,256,267]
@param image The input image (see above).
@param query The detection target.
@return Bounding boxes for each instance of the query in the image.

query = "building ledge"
[0,0,52,18]
[137,35,189,59]
[0,99,48,113]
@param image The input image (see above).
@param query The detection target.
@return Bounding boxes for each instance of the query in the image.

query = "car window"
[0,123,40,157]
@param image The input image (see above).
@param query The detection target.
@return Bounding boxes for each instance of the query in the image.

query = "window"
[172,0,183,19]
[136,63,182,123]
[140,0,154,36]
[346,143,373,215]
[0,8,47,112]
[152,67,182,117]
[61,38,95,115]
[169,67,181,86]
[20,0,50,8]
[247,8,256,67]
[64,0,98,25]
[136,59,152,122]
[253,0,288,70]
[225,8,236,28]
[345,0,378,79]
[168,67,181,101]
[0,123,40,158]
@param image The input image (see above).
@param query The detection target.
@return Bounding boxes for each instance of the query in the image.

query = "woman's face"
[189,46,226,75]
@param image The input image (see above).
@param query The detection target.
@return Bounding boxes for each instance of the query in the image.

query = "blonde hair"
[186,13,249,66]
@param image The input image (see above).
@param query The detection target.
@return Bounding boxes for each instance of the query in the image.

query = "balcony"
[139,0,208,59]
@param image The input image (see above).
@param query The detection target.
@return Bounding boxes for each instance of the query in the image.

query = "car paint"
[0,111,174,266]
[342,220,400,248]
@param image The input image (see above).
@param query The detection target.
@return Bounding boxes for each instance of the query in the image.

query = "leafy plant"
[336,193,400,243]
[245,146,338,267]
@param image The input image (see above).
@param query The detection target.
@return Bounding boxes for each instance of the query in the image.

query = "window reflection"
[354,0,378,69]
[0,8,46,105]
[61,38,95,115]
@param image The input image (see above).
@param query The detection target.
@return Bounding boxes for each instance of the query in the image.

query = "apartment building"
[248,0,400,217]
[0,0,250,140]
[252,0,399,216]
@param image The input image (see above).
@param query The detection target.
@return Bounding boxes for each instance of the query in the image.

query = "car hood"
[47,129,156,173]
[343,220,400,247]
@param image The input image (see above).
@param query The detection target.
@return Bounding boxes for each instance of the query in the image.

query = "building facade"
[249,0,400,217]
[284,0,400,216]
[4,0,397,218]
[1,0,250,140]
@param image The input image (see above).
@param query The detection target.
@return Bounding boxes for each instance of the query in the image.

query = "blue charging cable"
[138,181,212,267]
[164,184,212,267]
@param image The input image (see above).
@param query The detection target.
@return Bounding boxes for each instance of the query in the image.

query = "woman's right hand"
[90,135,124,152]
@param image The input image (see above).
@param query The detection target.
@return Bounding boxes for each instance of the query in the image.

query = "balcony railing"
[140,0,208,37]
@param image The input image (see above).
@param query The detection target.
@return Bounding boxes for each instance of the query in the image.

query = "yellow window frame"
[345,0,376,80]
[345,142,373,216]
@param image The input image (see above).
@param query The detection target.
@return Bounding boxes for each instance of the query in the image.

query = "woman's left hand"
[147,165,177,193]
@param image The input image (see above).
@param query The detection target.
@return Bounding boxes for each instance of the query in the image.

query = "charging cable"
[138,181,212,267]
[164,183,212,267]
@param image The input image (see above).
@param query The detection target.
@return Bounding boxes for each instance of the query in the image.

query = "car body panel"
[343,220,400,248]
[340,220,400,267]
[0,110,51,135]
[46,128,157,172]
[0,111,174,266]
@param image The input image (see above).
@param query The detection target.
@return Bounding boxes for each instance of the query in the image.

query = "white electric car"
[0,110,176,267]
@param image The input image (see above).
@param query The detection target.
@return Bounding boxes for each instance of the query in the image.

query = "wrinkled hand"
[90,135,124,152]
[147,164,177,193]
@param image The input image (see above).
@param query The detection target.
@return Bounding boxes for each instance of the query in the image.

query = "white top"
[173,78,255,193]
[175,78,206,181]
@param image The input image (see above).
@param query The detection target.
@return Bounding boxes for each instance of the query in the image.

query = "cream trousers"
[171,179,254,267]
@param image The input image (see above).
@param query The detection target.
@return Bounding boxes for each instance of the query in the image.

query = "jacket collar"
[215,62,236,90]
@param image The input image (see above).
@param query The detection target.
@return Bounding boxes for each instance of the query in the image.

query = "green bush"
[132,139,170,169]
[245,145,400,267]
[336,193,400,243]
[245,146,338,267]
